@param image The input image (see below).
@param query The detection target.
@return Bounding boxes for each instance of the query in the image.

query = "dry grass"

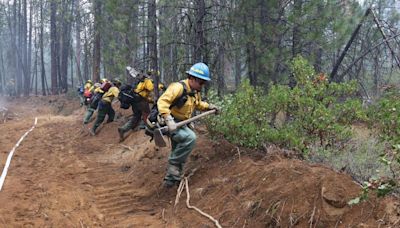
[307,123,390,184]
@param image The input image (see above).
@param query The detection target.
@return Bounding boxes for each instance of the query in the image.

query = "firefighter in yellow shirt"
[81,79,94,107]
[90,78,121,135]
[84,79,93,90]
[118,71,165,142]
[83,78,108,124]
[157,63,220,188]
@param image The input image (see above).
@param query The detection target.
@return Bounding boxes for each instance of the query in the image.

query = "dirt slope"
[0,95,399,228]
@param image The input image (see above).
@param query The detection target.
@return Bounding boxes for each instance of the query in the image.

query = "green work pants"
[164,126,196,182]
[78,94,85,107]
[83,107,96,124]
[92,100,115,132]
[119,99,150,133]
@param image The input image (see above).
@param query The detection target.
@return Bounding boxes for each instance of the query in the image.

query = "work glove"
[208,104,221,115]
[164,115,177,132]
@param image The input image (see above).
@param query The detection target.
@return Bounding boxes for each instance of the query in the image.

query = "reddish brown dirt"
[0,95,399,227]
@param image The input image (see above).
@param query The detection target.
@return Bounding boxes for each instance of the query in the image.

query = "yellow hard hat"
[86,79,93,84]
[147,69,160,76]
[100,78,108,83]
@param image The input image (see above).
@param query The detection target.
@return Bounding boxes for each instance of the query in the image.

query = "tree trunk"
[21,0,28,96]
[92,0,102,82]
[74,0,83,85]
[40,0,46,96]
[83,20,90,81]
[26,0,32,95]
[217,43,226,96]
[50,0,58,94]
[59,0,73,92]
[330,8,371,82]
[22,0,30,96]
[312,1,324,73]
[234,50,241,89]
[292,0,302,58]
[0,43,3,94]
[194,0,206,62]
[70,46,74,88]
[148,0,159,99]
[14,0,21,96]
[33,40,38,96]
[373,48,382,95]
[245,14,257,86]
[171,14,178,82]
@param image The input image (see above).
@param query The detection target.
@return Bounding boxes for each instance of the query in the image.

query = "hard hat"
[186,63,210,81]
[147,69,160,76]
[112,78,121,86]
[86,79,93,84]
[100,78,108,83]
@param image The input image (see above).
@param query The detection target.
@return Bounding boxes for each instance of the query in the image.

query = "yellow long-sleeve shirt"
[135,78,154,102]
[135,78,165,103]
[94,87,104,94]
[157,79,209,120]
[102,86,119,103]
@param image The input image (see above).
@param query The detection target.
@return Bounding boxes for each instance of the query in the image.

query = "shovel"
[153,110,216,147]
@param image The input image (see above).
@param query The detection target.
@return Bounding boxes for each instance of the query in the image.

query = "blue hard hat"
[186,62,210,81]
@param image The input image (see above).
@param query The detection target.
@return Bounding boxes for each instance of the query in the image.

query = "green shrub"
[206,80,272,148]
[367,88,400,142]
[206,56,365,152]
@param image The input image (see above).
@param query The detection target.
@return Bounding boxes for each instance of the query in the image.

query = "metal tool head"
[153,128,167,147]
[126,66,139,78]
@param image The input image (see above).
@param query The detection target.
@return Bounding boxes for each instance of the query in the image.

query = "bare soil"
[0,95,399,227]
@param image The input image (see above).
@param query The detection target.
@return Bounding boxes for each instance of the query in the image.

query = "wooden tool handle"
[159,109,216,132]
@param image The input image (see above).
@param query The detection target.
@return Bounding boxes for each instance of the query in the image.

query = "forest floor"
[0,95,399,228]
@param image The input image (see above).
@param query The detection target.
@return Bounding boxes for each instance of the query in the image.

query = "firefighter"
[89,78,121,135]
[83,78,109,125]
[157,63,220,187]
[118,70,165,142]
[81,79,94,107]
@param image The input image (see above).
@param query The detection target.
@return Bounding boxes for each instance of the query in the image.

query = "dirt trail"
[0,96,399,227]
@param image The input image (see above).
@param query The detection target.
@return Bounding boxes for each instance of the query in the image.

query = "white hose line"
[0,117,38,191]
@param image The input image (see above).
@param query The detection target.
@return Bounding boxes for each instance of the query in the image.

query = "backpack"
[100,81,112,92]
[77,86,84,94]
[117,76,148,109]
[83,89,92,98]
[118,84,139,109]
[131,75,147,95]
[147,81,194,124]
[133,75,145,86]
[89,92,104,109]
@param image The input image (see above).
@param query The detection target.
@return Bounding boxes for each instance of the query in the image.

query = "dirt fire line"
[0,117,38,191]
